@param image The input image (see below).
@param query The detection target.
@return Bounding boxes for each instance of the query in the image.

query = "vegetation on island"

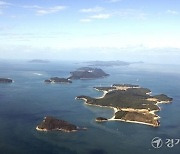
[45,77,72,83]
[76,84,173,127]
[115,110,160,126]
[36,116,78,132]
[68,67,109,79]
[153,94,173,102]
[77,87,160,111]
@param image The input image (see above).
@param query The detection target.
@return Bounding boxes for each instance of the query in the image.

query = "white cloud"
[0,1,12,15]
[105,0,122,3]
[0,1,11,6]
[22,5,42,9]
[80,18,92,22]
[36,6,67,15]
[114,9,147,20]
[80,6,104,13]
[167,9,179,15]
[90,13,111,19]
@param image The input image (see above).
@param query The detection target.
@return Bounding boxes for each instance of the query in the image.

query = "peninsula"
[45,77,72,83]
[36,116,86,132]
[68,67,109,79]
[76,84,172,127]
[0,78,13,83]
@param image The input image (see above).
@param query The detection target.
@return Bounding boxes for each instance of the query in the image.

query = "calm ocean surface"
[0,60,179,154]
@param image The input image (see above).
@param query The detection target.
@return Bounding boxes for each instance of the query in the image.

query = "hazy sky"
[0,0,180,63]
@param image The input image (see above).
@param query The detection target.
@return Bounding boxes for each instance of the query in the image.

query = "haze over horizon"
[0,0,180,64]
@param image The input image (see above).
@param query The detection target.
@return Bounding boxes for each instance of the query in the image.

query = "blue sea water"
[0,60,180,154]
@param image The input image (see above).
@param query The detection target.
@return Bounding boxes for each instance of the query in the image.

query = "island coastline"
[76,84,172,127]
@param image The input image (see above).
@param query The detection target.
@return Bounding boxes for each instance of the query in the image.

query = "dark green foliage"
[153,94,173,102]
[44,77,72,83]
[115,111,159,126]
[77,86,171,111]
[37,116,77,131]
[90,88,157,110]
[115,111,128,119]
[69,67,109,79]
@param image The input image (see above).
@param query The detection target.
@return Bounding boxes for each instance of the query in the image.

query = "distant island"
[68,67,109,79]
[45,77,72,84]
[76,84,172,127]
[0,78,13,83]
[28,59,50,63]
[95,117,108,122]
[84,60,143,67]
[36,116,86,132]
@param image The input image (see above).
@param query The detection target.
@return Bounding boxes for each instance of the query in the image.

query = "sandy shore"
[96,91,108,99]
[36,126,48,132]
[108,118,158,127]
[78,99,159,127]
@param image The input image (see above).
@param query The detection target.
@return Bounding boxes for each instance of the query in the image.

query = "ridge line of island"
[75,84,173,127]
[44,67,109,84]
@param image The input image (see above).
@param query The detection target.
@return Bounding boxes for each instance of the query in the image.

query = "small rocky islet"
[45,77,72,83]
[0,78,13,83]
[95,117,108,122]
[36,116,87,132]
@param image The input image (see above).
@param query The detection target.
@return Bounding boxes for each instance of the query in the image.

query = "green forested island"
[76,84,172,127]
[68,67,109,79]
[36,116,87,132]
[45,77,72,83]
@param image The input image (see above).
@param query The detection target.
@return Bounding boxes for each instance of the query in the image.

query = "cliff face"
[69,67,109,79]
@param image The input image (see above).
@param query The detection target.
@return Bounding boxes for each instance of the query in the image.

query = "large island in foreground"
[76,84,172,127]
